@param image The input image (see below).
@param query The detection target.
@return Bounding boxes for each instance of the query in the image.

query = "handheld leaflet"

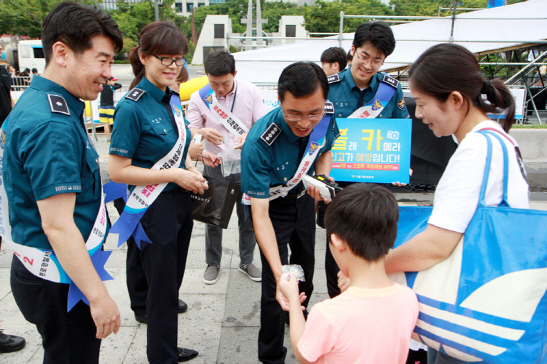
[302,174,342,203]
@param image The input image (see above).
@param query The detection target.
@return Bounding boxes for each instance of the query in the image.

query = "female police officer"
[108,22,207,363]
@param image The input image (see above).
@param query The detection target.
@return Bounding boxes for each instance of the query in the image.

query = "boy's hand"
[278,273,300,301]
[277,273,307,311]
[337,271,351,293]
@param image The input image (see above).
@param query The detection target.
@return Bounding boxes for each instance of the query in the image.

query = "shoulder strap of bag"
[476,130,510,207]
[480,127,524,161]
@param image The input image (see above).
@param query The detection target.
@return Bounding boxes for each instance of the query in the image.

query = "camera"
[386,130,400,140]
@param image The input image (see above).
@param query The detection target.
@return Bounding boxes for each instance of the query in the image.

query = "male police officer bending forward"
[4,2,122,363]
[241,62,339,364]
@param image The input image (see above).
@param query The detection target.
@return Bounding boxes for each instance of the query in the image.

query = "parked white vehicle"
[4,40,45,74]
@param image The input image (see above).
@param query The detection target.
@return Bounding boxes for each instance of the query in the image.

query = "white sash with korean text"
[109,94,188,246]
[199,83,249,137]
[348,77,397,119]
[242,106,331,205]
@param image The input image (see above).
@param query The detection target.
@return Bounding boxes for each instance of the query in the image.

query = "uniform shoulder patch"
[398,96,405,110]
[47,94,70,116]
[381,74,399,89]
[126,88,145,101]
[327,74,341,84]
[260,123,282,146]
[324,101,334,114]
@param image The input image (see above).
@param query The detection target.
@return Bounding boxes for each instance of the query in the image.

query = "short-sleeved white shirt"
[428,120,529,233]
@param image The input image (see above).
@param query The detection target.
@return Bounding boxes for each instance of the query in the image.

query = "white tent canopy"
[233,0,547,84]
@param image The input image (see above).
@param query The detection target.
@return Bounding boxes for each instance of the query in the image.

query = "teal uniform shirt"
[3,76,104,250]
[328,68,409,119]
[109,76,192,192]
[241,107,339,198]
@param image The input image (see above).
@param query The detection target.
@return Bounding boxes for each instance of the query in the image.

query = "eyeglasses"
[355,53,383,67]
[152,54,185,66]
[282,110,323,122]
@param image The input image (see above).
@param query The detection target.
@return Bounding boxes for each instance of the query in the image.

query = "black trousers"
[118,188,194,364]
[113,197,147,317]
[325,241,341,298]
[11,256,101,364]
[258,194,316,364]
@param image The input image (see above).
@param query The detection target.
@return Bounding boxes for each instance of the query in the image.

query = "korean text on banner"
[330,118,412,184]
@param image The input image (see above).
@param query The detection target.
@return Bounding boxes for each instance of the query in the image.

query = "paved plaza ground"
[1,130,547,363]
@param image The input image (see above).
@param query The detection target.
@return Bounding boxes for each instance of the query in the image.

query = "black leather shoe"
[0,330,26,353]
[135,314,147,324]
[177,347,198,362]
[178,299,187,314]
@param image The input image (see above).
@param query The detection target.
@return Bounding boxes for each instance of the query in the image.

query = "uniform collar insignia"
[260,123,282,146]
[327,74,341,84]
[47,94,70,116]
[126,88,145,101]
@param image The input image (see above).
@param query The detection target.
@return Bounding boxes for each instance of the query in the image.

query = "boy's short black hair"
[325,184,399,262]
[347,49,353,63]
[204,51,236,76]
[353,21,396,58]
[320,47,347,70]
[42,1,123,65]
[278,61,328,103]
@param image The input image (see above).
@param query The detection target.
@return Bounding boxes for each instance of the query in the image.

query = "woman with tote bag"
[377,44,531,363]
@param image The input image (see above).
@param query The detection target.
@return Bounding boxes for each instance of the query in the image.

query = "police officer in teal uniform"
[328,22,408,120]
[5,3,123,363]
[325,21,409,298]
[109,22,206,363]
[241,62,339,364]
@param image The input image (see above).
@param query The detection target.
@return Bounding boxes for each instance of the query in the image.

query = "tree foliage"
[391,0,526,17]
[109,0,181,42]
[304,0,392,34]
[0,0,529,54]
[0,0,102,39]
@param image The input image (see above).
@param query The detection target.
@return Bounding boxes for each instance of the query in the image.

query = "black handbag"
[190,164,239,229]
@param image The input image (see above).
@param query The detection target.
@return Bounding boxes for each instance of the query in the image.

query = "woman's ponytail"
[477,79,515,132]
[129,46,145,90]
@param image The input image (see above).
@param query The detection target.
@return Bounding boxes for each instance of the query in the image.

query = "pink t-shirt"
[187,79,266,155]
[298,283,418,364]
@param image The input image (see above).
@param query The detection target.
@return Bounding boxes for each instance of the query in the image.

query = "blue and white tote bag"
[393,130,547,363]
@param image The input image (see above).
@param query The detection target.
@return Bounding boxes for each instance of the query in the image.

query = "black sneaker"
[0,330,26,353]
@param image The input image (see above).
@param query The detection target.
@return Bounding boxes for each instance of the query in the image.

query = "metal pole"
[449,1,457,42]
[525,82,543,124]
[506,50,547,85]
[154,0,159,22]
[339,11,344,49]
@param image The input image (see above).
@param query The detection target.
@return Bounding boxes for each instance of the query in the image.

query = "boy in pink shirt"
[279,184,419,364]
